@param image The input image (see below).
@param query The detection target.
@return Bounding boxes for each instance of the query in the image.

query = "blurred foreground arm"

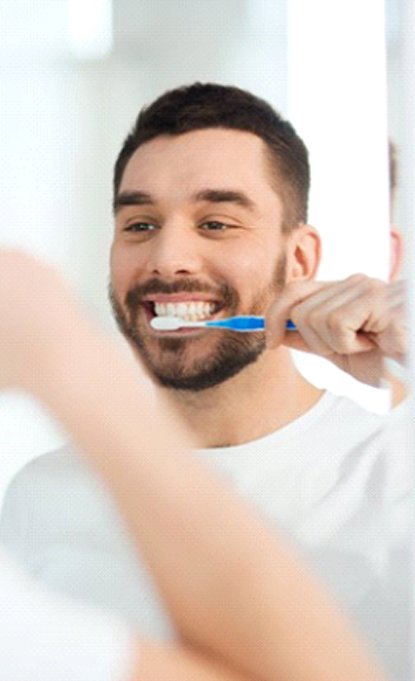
[0,251,389,681]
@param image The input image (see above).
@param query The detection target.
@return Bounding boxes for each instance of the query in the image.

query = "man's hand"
[0,250,84,391]
[266,275,407,386]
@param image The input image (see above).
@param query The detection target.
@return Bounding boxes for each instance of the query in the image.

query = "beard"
[109,255,287,392]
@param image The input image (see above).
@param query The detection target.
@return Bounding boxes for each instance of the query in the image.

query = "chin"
[146,339,266,392]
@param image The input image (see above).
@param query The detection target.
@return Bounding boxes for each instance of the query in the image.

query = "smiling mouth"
[144,300,223,324]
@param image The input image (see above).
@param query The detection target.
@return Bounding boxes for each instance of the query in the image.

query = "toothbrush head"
[150,316,203,331]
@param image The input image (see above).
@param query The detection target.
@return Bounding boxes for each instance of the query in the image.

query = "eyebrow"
[113,191,153,213]
[191,189,257,211]
[113,188,257,214]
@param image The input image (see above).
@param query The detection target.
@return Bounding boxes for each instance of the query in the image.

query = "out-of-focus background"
[0,0,408,503]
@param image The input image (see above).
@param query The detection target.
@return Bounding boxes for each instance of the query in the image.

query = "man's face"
[110,129,291,391]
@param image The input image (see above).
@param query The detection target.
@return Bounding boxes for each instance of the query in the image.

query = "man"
[0,250,387,681]
[0,84,410,679]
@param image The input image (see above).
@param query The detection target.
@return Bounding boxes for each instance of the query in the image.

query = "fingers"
[376,280,408,361]
[298,276,383,356]
[265,280,329,350]
[266,274,393,358]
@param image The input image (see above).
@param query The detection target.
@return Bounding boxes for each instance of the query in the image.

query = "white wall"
[286,0,391,413]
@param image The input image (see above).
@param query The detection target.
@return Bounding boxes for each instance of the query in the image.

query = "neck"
[159,347,323,448]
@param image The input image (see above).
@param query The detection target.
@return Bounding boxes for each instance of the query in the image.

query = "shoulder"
[325,394,412,497]
[319,391,385,429]
[307,392,386,446]
[322,391,385,420]
[298,393,393,482]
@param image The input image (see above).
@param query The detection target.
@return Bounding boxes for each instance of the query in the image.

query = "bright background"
[0,0,406,504]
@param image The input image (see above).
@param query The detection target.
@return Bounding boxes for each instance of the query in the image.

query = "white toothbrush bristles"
[150,316,205,331]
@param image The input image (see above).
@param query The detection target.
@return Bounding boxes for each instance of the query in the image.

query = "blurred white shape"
[67,0,113,60]
[231,0,287,106]
[0,391,65,507]
[0,0,67,57]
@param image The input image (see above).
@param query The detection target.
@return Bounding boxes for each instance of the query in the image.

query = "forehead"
[119,129,279,202]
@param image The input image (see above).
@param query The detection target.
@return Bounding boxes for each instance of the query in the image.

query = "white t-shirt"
[0,392,411,680]
[0,548,134,681]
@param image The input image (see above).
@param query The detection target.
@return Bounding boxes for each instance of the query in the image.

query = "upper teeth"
[154,301,215,321]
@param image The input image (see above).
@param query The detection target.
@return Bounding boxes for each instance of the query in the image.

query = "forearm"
[130,641,251,681]
[33,320,388,681]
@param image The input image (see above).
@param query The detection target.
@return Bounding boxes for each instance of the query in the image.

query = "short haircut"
[113,83,310,231]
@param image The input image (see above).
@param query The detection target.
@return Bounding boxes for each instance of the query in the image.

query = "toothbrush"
[150,315,296,332]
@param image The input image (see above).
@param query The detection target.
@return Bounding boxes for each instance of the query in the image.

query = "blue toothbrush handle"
[205,316,296,332]
[209,316,265,331]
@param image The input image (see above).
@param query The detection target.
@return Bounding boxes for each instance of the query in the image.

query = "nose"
[146,221,202,278]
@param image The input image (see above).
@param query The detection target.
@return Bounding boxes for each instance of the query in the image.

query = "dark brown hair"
[113,83,310,230]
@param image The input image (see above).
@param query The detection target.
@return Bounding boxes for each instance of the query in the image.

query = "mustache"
[125,278,238,311]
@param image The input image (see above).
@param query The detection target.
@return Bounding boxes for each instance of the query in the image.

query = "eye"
[124,222,159,233]
[199,221,230,231]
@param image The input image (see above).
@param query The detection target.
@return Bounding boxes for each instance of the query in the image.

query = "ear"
[389,227,403,282]
[285,224,321,282]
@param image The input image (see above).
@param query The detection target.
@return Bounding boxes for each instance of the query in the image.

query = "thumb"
[265,280,329,349]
